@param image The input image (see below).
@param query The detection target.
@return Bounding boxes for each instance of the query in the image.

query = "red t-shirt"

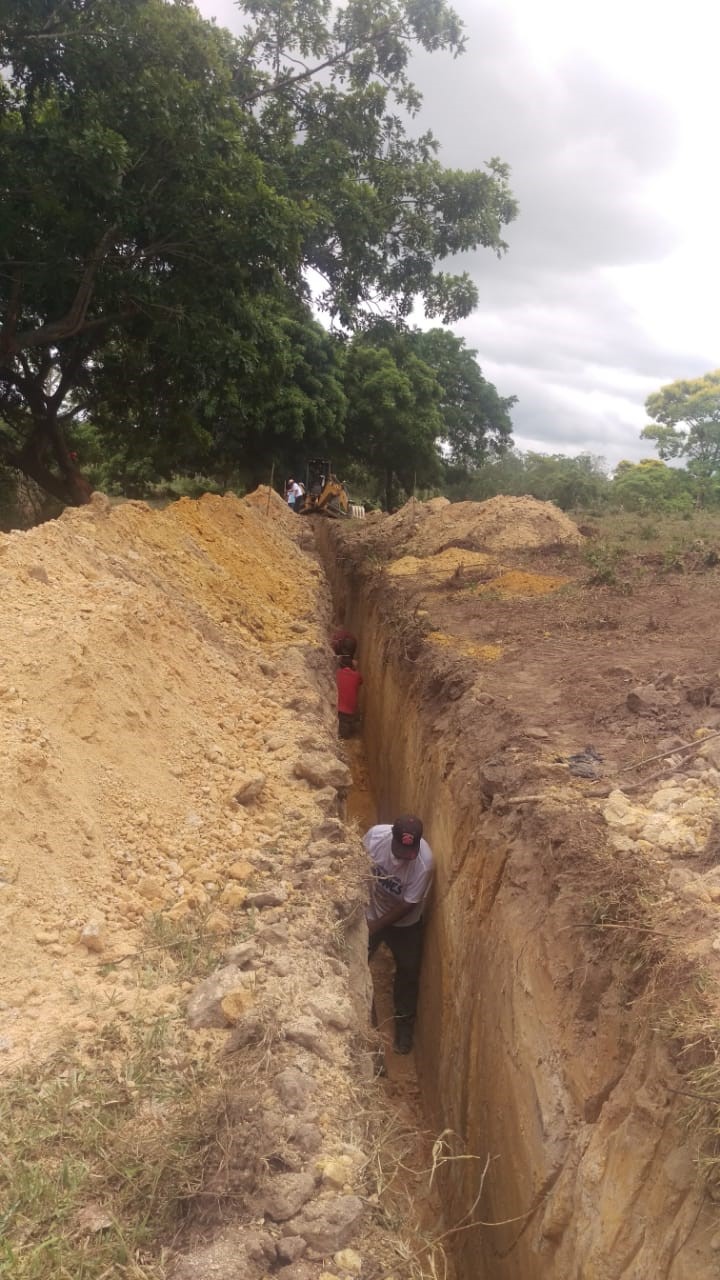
[336,667,363,714]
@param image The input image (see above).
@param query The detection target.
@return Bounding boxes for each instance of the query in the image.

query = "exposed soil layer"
[319,496,720,1280]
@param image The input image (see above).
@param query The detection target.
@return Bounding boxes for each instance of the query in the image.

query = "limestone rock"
[257,923,289,945]
[285,1196,364,1253]
[80,919,105,953]
[274,1066,316,1111]
[186,964,256,1029]
[698,737,720,771]
[228,773,266,806]
[702,868,720,902]
[626,684,676,716]
[334,1249,363,1275]
[312,818,346,842]
[223,939,256,968]
[285,1015,332,1059]
[306,992,352,1031]
[261,1171,316,1222]
[294,754,352,791]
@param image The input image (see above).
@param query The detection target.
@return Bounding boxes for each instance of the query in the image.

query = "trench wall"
[318,523,717,1280]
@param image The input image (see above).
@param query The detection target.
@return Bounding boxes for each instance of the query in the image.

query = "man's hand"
[368,901,414,935]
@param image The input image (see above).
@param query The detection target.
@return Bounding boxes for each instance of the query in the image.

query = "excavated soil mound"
[0,490,329,1070]
[0,489,448,1280]
[374,494,583,558]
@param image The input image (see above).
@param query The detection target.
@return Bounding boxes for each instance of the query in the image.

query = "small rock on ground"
[285,1196,364,1253]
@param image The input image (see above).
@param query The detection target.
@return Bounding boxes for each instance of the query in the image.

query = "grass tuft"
[0,914,259,1280]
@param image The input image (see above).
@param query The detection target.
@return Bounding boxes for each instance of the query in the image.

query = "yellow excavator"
[299,459,357,518]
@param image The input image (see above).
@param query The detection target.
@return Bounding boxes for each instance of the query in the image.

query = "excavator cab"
[300,459,350,518]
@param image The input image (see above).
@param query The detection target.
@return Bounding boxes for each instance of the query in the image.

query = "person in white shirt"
[363,815,434,1054]
[286,479,303,510]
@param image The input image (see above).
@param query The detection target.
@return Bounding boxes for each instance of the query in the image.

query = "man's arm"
[368,900,415,935]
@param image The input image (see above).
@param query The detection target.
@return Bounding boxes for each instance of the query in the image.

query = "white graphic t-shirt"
[363,825,434,927]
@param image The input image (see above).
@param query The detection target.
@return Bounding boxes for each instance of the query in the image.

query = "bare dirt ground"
[351,496,720,787]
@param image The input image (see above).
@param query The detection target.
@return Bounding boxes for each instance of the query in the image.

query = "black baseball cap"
[391,815,423,858]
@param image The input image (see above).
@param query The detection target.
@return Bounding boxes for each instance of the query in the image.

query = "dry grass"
[578,843,720,1192]
[0,914,258,1280]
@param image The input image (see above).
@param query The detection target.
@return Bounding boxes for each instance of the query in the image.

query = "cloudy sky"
[195,0,720,467]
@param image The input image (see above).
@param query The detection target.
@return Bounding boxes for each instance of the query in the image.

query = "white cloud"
[194,0,720,465]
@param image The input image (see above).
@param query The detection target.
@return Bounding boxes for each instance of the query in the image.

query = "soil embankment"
[0,490,439,1280]
[5,488,720,1279]
[319,496,720,1280]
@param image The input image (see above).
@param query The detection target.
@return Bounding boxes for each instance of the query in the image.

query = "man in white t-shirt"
[286,479,303,511]
[363,815,434,1054]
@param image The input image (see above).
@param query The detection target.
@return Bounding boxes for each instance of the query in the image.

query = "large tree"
[409,328,515,468]
[341,339,443,509]
[642,371,720,505]
[338,324,516,506]
[0,0,517,505]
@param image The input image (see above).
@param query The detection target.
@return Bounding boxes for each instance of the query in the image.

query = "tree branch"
[1,225,117,356]
[241,25,399,104]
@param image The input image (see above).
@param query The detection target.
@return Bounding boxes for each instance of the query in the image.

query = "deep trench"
[316,522,719,1280]
[319,528,511,1280]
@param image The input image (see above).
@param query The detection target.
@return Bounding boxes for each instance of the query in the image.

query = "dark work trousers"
[368,919,424,1026]
[338,711,355,739]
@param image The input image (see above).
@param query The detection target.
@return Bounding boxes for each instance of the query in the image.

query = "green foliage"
[334,324,516,508]
[408,328,515,468]
[446,449,610,510]
[612,458,694,514]
[584,541,625,586]
[0,0,516,506]
[643,370,720,505]
[341,337,443,509]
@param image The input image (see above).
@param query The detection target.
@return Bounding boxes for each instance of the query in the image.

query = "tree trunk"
[17,415,92,507]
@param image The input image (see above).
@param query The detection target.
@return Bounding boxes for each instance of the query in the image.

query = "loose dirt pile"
[388,548,491,579]
[477,569,567,597]
[0,490,329,1076]
[0,489,422,1280]
[367,494,583,559]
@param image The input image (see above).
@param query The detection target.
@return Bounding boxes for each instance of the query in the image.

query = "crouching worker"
[336,653,363,738]
[363,816,434,1054]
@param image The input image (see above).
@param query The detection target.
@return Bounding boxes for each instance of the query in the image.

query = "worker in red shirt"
[336,654,363,739]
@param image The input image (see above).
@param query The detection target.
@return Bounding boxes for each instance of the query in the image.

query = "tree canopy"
[0,0,518,504]
[642,370,720,505]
